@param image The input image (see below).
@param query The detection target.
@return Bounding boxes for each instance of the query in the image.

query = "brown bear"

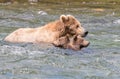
[52,35,90,51]
[4,15,88,43]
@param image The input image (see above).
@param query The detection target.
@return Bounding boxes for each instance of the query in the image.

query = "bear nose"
[82,31,88,37]
[85,31,88,36]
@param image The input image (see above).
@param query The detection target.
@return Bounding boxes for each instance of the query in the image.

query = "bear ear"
[67,15,75,19]
[60,15,68,23]
[67,15,74,18]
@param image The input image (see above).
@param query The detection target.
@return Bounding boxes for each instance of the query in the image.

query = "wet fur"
[4,15,86,43]
[53,35,90,51]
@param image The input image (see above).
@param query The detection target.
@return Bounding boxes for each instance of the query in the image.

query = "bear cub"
[52,35,90,51]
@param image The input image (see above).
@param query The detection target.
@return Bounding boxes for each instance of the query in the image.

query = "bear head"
[68,35,90,50]
[53,35,90,50]
[60,15,88,37]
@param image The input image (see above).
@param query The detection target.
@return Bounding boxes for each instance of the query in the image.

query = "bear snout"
[80,41,90,49]
[82,41,90,47]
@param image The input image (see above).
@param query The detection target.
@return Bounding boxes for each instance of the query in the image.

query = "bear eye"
[76,25,79,28]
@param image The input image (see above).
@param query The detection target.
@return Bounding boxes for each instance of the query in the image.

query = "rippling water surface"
[0,1,120,79]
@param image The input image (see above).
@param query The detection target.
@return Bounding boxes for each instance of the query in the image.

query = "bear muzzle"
[80,41,90,49]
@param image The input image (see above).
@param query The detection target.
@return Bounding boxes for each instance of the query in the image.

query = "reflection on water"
[0,1,120,79]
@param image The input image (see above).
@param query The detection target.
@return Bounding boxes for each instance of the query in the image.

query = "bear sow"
[4,15,88,44]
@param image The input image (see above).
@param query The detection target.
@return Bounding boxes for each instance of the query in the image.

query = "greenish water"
[0,1,120,79]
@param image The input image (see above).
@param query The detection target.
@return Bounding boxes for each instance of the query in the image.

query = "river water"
[0,1,120,79]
